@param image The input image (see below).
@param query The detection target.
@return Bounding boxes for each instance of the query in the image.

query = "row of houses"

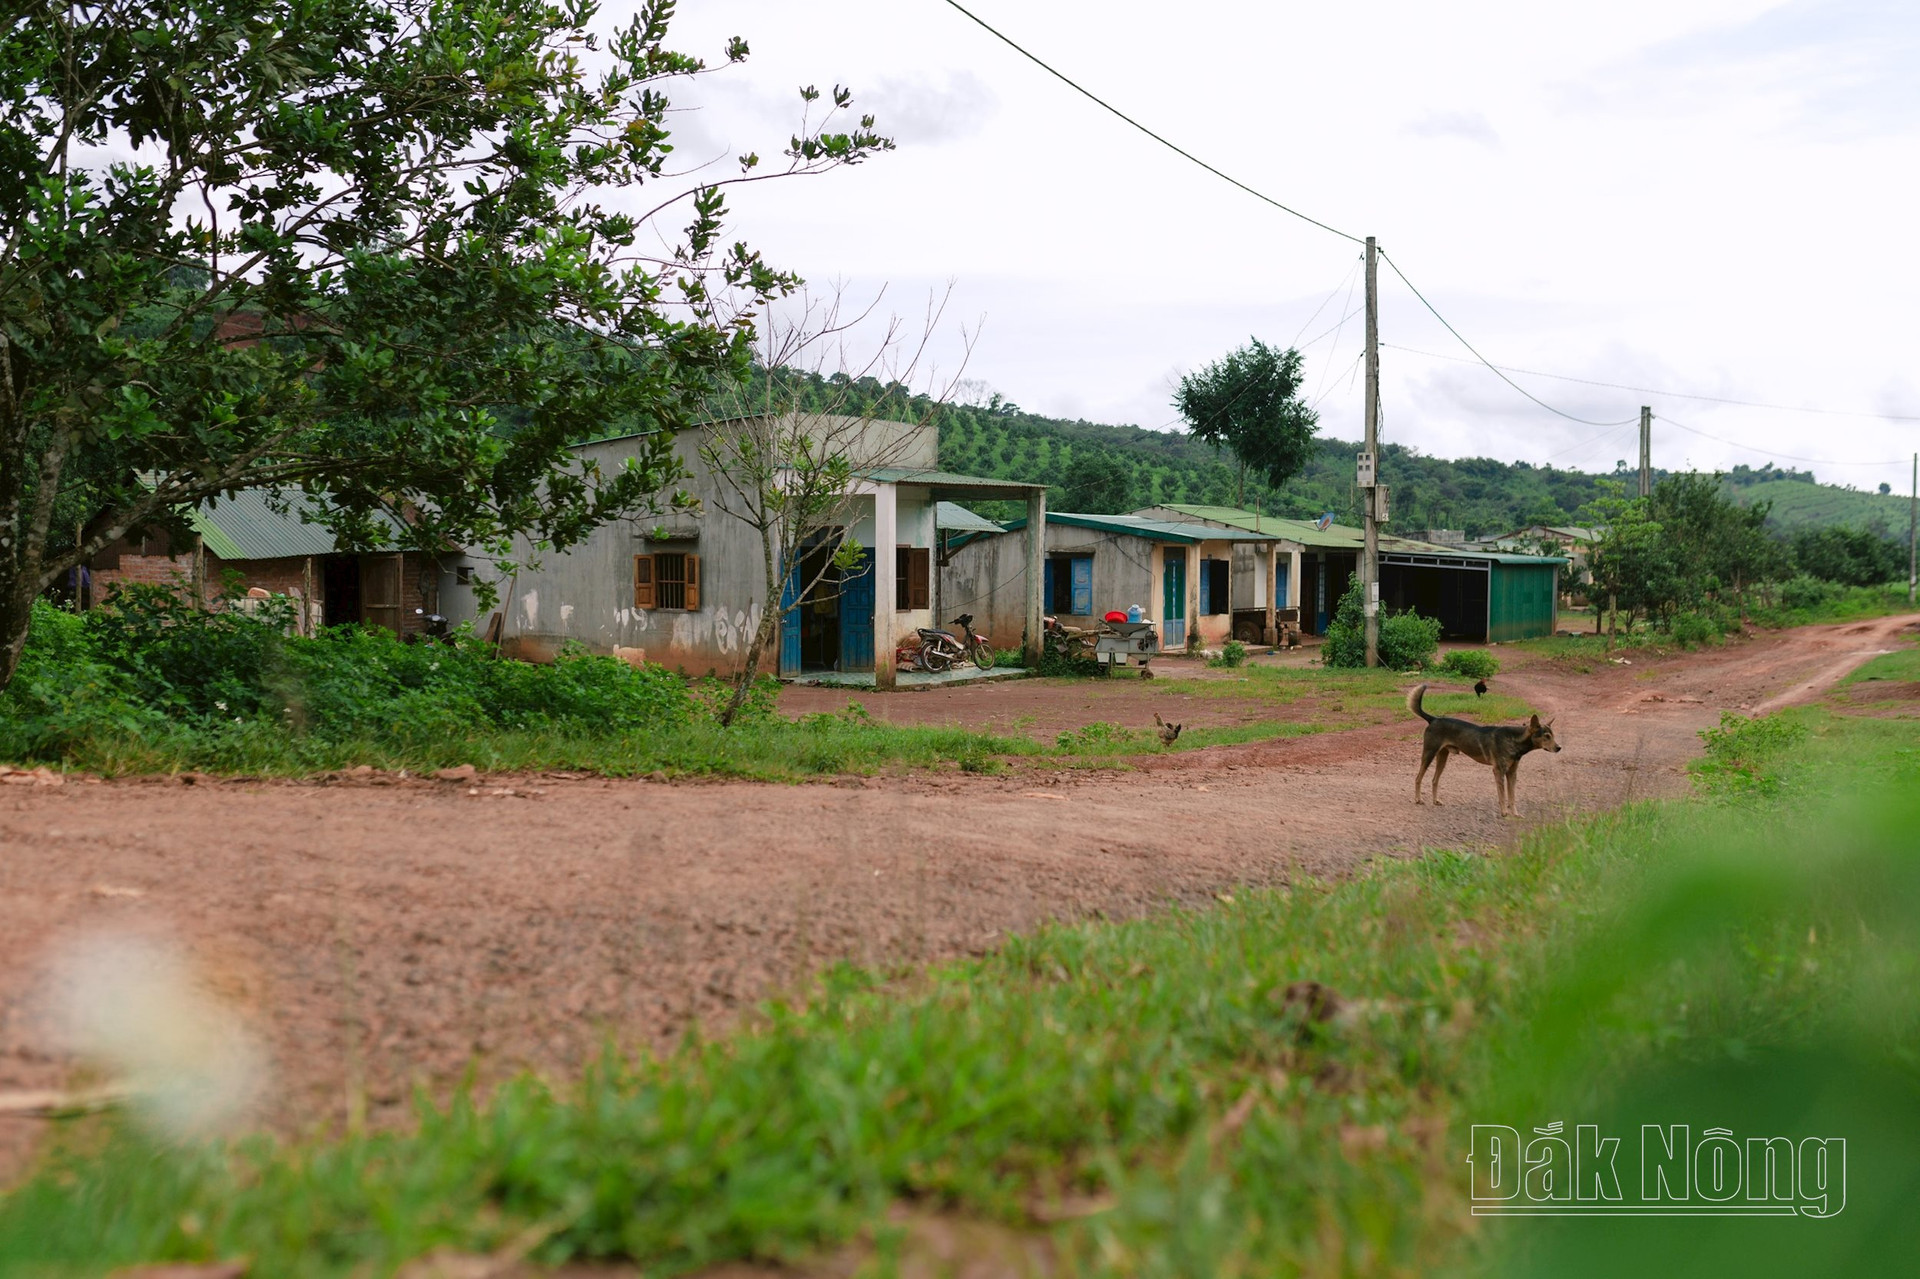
[78,414,1567,681]
[944,504,1565,655]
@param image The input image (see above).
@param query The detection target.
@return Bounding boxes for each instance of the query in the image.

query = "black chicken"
[1473,679,1489,698]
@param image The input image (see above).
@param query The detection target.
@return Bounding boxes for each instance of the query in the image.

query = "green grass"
[8,700,1914,1275]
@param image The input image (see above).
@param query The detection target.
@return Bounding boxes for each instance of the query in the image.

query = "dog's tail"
[1407,684,1433,722]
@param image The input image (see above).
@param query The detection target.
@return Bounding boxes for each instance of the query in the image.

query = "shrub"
[1323,579,1440,670]
[3,585,700,765]
[1669,611,1720,649]
[1779,575,1842,612]
[1437,649,1500,681]
[1379,611,1441,670]
[1209,639,1248,668]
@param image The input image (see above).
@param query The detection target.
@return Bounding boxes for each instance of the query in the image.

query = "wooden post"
[1022,487,1046,668]
[1607,591,1617,652]
[1361,235,1381,667]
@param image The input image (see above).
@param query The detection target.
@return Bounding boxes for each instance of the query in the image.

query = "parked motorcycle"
[911,614,993,672]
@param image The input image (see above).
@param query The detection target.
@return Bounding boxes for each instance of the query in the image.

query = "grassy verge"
[6,704,1914,1275]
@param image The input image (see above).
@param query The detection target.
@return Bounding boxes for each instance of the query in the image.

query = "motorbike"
[909,613,994,672]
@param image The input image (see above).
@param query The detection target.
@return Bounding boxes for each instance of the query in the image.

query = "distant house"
[442,415,1048,686]
[941,511,1293,652]
[1492,524,1600,605]
[86,489,439,637]
[1143,505,1568,642]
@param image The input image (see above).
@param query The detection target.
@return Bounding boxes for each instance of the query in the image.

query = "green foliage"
[1209,639,1248,668]
[1058,449,1133,513]
[1691,711,1811,797]
[1436,649,1500,681]
[1052,720,1146,753]
[1173,339,1319,503]
[1321,579,1440,670]
[1791,524,1905,586]
[1,590,1049,778]
[2,0,893,691]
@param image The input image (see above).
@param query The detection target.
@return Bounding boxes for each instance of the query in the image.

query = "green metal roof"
[187,489,401,561]
[999,511,1286,544]
[934,501,1004,534]
[1151,504,1566,563]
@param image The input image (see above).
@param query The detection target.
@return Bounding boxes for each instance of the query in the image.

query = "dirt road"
[1,614,1912,1175]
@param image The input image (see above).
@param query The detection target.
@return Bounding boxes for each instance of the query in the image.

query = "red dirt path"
[1,614,1913,1180]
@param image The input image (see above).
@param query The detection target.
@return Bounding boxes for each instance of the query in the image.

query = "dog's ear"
[1528,714,1542,732]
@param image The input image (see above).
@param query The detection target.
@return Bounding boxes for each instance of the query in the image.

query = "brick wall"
[87,551,436,638]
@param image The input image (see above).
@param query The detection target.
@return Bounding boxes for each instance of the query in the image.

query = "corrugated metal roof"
[998,512,1286,543]
[189,489,402,561]
[1148,504,1448,551]
[935,501,1003,533]
[1147,504,1569,562]
[863,467,1047,494]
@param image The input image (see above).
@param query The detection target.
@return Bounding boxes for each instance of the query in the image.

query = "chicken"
[1153,711,1183,747]
[1473,679,1489,698]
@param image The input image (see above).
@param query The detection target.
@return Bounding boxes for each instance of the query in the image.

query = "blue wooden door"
[778,559,802,677]
[1069,556,1093,616]
[1162,550,1186,649]
[1274,560,1290,613]
[838,549,876,671]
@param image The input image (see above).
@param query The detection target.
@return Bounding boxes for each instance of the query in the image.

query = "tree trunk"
[719,532,785,728]
[0,583,31,694]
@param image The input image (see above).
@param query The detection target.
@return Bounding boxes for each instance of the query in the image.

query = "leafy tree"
[0,0,891,689]
[1059,450,1133,513]
[1173,339,1318,509]
[1792,526,1903,587]
[1583,484,1682,632]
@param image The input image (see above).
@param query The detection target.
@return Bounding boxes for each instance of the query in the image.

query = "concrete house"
[1145,505,1567,641]
[84,488,439,637]
[941,511,1293,653]
[443,414,1048,687]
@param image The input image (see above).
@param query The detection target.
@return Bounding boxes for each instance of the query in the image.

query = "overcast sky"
[641,0,1917,492]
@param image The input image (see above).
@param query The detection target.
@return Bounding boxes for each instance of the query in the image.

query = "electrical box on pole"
[1362,237,1381,667]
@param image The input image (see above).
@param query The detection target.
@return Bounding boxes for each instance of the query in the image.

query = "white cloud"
[1405,111,1501,147]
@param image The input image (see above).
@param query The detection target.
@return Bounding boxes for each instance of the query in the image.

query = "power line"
[938,0,1365,246]
[1377,251,1640,429]
[1653,414,1907,469]
[1384,343,1920,424]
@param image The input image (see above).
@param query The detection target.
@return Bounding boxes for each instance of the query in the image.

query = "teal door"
[838,549,876,671]
[1162,550,1186,648]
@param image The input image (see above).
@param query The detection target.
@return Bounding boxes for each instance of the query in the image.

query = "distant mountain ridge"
[751,368,1909,539]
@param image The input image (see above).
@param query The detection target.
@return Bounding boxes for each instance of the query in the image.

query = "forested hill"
[743,369,1905,538]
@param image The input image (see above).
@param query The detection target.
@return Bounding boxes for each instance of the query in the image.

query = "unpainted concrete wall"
[448,417,945,674]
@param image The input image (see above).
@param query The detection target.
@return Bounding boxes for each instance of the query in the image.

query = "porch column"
[1186,545,1201,651]
[1264,544,1277,645]
[1023,488,1046,668]
[1290,549,1302,607]
[874,484,898,690]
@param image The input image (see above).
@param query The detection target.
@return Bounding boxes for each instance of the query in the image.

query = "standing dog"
[1408,684,1560,817]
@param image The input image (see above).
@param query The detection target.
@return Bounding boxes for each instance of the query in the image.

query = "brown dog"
[1408,684,1559,817]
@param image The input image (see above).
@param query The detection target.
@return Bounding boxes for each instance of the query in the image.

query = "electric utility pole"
[1638,406,1652,498]
[1361,235,1381,668]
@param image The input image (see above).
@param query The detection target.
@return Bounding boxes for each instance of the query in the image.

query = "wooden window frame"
[634,552,701,611]
[895,546,930,611]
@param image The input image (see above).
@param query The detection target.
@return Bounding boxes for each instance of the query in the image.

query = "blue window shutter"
[1198,560,1211,615]
[1070,556,1093,615]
